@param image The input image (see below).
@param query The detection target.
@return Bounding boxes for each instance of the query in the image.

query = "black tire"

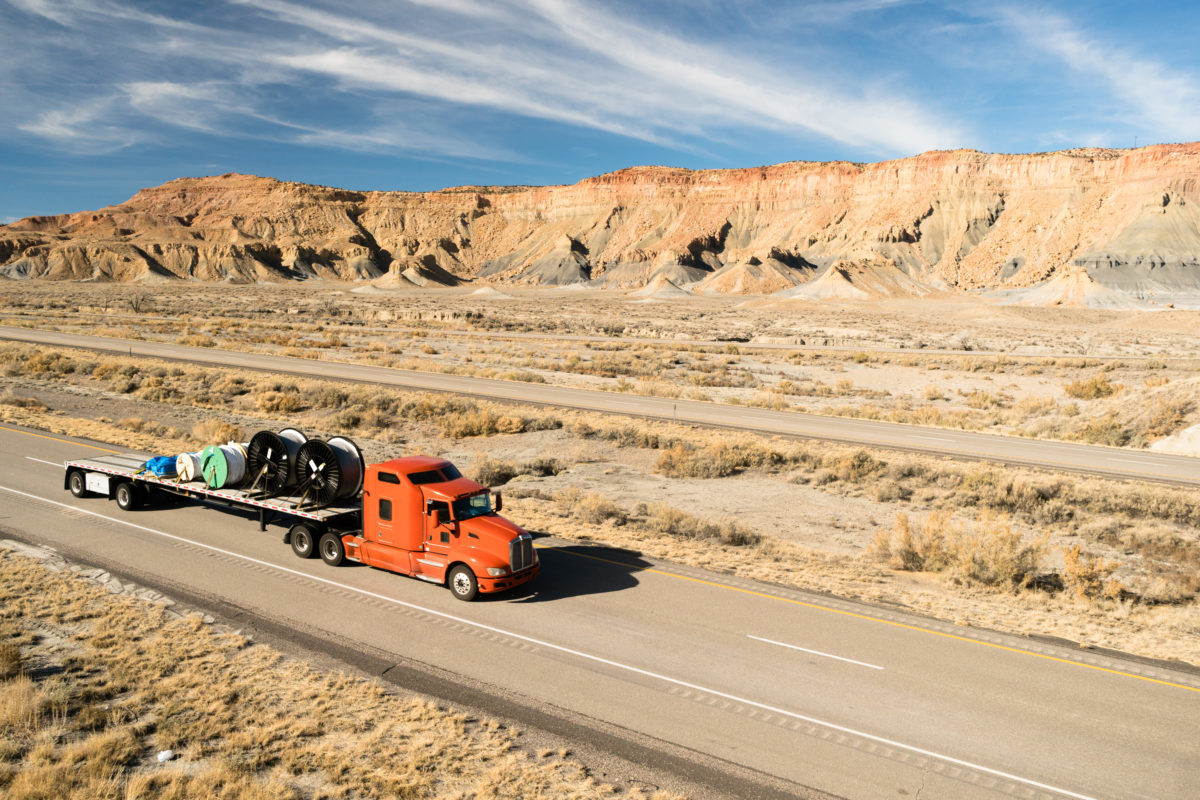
[290,524,318,559]
[447,565,478,601]
[68,471,88,498]
[318,532,345,566]
[115,481,142,511]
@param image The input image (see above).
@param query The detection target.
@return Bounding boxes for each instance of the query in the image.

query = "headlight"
[486,567,507,576]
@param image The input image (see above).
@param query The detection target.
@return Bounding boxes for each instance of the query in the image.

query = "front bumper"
[477,563,540,594]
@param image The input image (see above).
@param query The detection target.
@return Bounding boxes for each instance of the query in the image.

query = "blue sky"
[1,0,1198,221]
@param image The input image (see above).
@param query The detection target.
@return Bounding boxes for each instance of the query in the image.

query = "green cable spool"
[200,445,226,489]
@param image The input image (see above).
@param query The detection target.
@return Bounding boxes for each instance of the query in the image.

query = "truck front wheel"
[290,524,318,559]
[115,481,142,511]
[448,565,478,601]
[68,471,88,498]
[318,532,346,566]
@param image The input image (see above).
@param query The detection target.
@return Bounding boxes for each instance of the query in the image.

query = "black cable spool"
[246,428,307,495]
[295,436,363,507]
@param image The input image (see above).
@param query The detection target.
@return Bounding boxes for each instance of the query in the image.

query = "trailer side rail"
[64,457,359,524]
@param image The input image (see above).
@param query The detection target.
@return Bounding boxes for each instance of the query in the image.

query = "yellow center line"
[0,425,122,453]
[538,544,1200,694]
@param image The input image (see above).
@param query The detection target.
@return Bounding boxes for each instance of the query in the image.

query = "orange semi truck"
[63,452,538,601]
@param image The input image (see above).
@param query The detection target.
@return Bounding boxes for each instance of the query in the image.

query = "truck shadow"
[501,537,651,602]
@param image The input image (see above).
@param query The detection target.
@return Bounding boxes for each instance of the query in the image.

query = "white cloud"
[7,0,75,25]
[517,0,960,152]
[7,0,966,161]
[230,0,962,155]
[1004,9,1200,142]
[18,96,139,151]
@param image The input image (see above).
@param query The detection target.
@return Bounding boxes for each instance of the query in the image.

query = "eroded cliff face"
[3,144,1198,298]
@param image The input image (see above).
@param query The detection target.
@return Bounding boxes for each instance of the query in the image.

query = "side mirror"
[494,491,502,513]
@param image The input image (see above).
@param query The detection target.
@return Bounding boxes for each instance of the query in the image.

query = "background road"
[3,326,1200,487]
[1,424,1197,799]
[4,310,1195,364]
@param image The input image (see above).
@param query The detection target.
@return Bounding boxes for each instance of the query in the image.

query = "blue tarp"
[143,456,177,478]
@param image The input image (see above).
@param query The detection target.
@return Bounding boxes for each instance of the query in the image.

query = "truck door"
[376,495,395,544]
[361,471,408,573]
[424,499,453,559]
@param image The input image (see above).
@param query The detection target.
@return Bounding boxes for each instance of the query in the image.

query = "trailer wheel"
[318,532,346,566]
[115,481,142,511]
[68,471,88,498]
[448,565,478,601]
[290,524,318,559]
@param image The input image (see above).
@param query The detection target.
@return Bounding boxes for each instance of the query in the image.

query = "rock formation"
[2,143,1199,304]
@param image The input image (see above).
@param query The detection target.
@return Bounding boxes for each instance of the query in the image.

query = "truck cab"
[350,455,538,600]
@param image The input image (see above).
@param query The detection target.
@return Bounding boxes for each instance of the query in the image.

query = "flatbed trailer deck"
[64,453,361,530]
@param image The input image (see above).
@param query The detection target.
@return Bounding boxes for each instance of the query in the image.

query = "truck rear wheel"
[448,565,478,601]
[290,524,318,559]
[318,532,346,566]
[115,481,142,511]
[68,471,88,498]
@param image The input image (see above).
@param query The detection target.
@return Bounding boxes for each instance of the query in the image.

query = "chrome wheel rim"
[452,571,472,595]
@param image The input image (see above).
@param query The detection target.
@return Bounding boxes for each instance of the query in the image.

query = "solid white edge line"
[0,482,1100,800]
[747,634,884,670]
[25,457,63,467]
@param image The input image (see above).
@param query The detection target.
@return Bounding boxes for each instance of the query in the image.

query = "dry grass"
[0,393,46,410]
[0,548,678,800]
[640,503,761,547]
[192,420,243,446]
[1063,374,1120,400]
[1061,545,1124,601]
[868,511,1046,589]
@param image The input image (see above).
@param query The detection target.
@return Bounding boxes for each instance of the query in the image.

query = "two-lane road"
[3,326,1200,487]
[1,424,1196,799]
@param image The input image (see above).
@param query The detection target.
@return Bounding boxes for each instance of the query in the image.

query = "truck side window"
[379,498,392,521]
[441,464,462,480]
[378,472,399,484]
[440,531,450,544]
[408,470,442,485]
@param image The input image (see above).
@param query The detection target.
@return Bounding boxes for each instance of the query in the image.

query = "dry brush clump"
[0,549,679,800]
[0,393,46,410]
[868,510,1047,590]
[557,487,630,526]
[470,455,564,488]
[1061,545,1124,601]
[1063,373,1121,400]
[191,420,243,446]
[638,502,761,547]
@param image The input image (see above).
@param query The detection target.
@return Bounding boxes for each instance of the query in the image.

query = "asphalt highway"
[1,424,1197,799]
[3,325,1200,487]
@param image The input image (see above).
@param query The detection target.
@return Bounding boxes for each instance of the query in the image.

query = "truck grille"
[510,535,534,572]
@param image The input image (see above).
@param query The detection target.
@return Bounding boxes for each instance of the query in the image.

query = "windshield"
[452,493,492,520]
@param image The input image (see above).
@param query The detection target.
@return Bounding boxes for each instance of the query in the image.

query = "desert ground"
[1,281,1198,670]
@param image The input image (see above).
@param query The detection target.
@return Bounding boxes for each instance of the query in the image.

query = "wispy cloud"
[1002,7,1200,141]
[19,96,139,152]
[4,0,964,161]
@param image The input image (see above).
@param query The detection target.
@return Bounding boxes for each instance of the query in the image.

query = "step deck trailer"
[62,452,539,601]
